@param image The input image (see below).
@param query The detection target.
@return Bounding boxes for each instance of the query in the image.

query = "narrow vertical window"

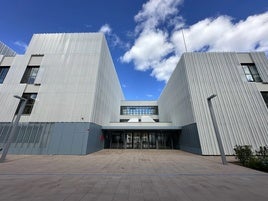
[0,67,10,83]
[21,66,39,84]
[241,63,262,82]
[261,92,268,108]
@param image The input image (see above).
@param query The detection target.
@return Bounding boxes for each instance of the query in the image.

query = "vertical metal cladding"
[0,41,16,56]
[158,57,195,126]
[250,52,268,83]
[90,35,124,125]
[183,52,268,155]
[2,33,268,156]
[0,33,123,155]
[0,122,103,155]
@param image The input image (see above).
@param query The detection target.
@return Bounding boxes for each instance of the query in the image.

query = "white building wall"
[0,55,30,121]
[158,57,195,126]
[183,52,268,155]
[0,33,123,124]
[90,35,124,125]
[25,33,103,122]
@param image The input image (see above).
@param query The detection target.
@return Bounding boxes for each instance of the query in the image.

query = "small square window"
[15,93,37,115]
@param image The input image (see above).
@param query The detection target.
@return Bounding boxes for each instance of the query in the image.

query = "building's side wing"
[90,35,124,125]
[184,52,268,155]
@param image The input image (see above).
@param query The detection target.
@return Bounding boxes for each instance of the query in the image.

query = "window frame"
[0,66,10,84]
[241,63,262,82]
[120,106,158,115]
[261,92,268,108]
[20,66,40,84]
[15,93,37,115]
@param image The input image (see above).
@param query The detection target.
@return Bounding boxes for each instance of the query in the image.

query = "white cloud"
[99,24,112,34]
[14,41,28,52]
[98,24,127,48]
[121,30,173,71]
[121,0,268,83]
[172,13,268,53]
[151,55,179,82]
[134,0,184,33]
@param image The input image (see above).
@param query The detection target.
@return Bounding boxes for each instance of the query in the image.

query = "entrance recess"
[104,130,179,149]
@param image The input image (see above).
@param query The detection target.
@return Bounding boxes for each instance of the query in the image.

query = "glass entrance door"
[133,133,141,149]
[104,130,177,149]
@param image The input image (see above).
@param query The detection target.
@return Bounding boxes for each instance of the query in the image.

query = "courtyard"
[0,149,267,201]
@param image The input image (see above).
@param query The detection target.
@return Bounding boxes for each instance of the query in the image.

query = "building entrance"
[104,130,179,149]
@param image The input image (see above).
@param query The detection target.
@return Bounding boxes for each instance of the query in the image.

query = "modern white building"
[0,33,268,155]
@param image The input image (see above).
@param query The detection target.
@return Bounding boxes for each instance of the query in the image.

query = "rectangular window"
[0,67,10,83]
[120,106,158,115]
[261,92,268,108]
[20,66,39,84]
[241,63,262,82]
[15,93,37,115]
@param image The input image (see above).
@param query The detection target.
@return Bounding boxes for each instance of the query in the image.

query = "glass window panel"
[120,106,158,115]
[242,65,250,74]
[241,63,262,83]
[246,74,254,82]
[0,67,9,83]
[253,74,262,82]
[248,65,258,74]
[15,93,37,115]
[261,92,268,108]
[21,66,39,84]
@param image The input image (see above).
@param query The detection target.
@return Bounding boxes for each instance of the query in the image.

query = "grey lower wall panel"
[179,123,202,155]
[0,122,104,155]
[86,123,104,154]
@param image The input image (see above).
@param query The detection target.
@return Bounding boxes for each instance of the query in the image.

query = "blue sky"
[1,0,268,100]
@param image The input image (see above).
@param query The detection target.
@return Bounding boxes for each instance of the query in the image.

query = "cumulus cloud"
[14,41,28,52]
[99,24,112,34]
[99,24,127,48]
[134,0,184,33]
[172,13,268,53]
[122,30,173,71]
[121,0,268,82]
[151,55,179,81]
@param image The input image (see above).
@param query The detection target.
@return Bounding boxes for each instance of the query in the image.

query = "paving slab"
[0,149,267,201]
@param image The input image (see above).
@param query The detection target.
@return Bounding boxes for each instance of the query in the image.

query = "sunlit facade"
[0,33,268,155]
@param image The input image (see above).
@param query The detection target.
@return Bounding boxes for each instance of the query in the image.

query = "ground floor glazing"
[103,130,179,149]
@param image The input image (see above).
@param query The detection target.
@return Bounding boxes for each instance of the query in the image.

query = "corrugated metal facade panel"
[184,52,268,155]
[0,55,29,122]
[0,55,3,64]
[250,52,268,83]
[0,33,124,123]
[0,122,103,155]
[91,36,124,125]
[19,33,104,122]
[0,57,15,66]
[0,41,16,56]
[158,57,195,126]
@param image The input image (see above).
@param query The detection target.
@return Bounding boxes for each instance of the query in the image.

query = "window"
[241,64,262,82]
[15,93,37,115]
[20,66,39,84]
[120,106,158,115]
[261,92,268,108]
[0,67,9,83]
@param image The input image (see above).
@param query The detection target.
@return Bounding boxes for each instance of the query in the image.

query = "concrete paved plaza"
[0,149,267,201]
